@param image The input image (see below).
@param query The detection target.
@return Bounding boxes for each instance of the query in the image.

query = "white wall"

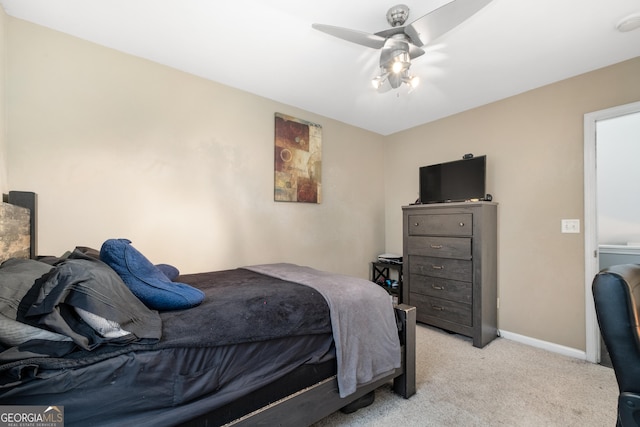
[5,17,386,278]
[597,111,640,245]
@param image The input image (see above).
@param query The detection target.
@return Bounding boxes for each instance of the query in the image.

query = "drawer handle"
[431,305,445,311]
[414,222,419,227]
[431,285,445,290]
[459,222,465,227]
[431,265,444,270]
[430,244,443,249]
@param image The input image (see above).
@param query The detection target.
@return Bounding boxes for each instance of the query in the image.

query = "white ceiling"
[1,0,639,135]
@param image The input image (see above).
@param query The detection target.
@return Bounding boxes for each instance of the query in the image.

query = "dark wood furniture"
[371,261,403,304]
[402,202,497,348]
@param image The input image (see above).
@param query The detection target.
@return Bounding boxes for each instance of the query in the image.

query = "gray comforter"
[243,263,401,397]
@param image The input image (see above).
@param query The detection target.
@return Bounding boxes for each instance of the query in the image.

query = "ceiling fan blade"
[407,0,493,46]
[312,23,386,49]
[409,45,425,60]
[377,0,493,47]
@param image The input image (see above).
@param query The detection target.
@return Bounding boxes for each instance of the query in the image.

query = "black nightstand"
[371,261,403,304]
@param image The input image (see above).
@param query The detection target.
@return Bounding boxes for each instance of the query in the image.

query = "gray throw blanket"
[243,263,400,397]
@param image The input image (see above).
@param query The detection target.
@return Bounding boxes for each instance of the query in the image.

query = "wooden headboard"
[0,191,37,263]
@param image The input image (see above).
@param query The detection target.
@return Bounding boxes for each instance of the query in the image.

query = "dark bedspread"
[0,267,335,426]
[0,267,332,387]
[169,268,332,345]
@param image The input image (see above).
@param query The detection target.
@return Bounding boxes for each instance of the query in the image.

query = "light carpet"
[313,324,618,427]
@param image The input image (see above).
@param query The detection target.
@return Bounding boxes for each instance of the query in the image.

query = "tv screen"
[419,156,486,203]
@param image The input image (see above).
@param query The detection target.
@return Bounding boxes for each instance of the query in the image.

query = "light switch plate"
[561,219,580,233]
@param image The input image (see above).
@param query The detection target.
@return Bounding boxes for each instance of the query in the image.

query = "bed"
[0,192,416,426]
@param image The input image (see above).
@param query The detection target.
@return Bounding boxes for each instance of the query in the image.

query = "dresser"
[402,202,497,348]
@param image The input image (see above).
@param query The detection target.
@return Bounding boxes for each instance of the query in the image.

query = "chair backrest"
[592,264,640,394]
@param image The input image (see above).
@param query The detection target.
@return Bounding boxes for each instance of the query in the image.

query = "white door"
[584,101,640,363]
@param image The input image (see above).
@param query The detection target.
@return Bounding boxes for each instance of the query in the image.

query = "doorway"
[584,101,640,363]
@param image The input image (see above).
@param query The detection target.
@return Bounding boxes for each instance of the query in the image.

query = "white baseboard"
[498,329,588,361]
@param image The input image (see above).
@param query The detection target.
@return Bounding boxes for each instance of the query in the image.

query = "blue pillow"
[100,239,204,311]
[155,263,180,281]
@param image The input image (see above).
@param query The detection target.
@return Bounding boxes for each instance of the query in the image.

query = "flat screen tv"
[419,155,486,203]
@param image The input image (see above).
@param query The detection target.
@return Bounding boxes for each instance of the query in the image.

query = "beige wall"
[384,57,640,350]
[0,8,7,193]
[5,17,386,278]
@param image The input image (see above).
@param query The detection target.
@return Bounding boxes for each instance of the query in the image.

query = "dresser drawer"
[407,213,472,236]
[411,293,472,327]
[407,236,471,259]
[410,274,472,303]
[409,255,472,282]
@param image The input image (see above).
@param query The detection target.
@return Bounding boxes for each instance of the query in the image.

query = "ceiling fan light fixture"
[372,72,391,89]
[372,68,419,91]
[388,50,411,74]
[313,1,496,94]
[391,61,404,74]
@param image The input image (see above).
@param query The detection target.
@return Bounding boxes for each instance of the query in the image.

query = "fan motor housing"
[386,4,410,27]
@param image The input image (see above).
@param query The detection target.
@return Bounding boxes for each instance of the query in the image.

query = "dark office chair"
[592,264,640,427]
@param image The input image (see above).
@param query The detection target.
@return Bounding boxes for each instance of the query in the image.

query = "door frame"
[584,100,640,363]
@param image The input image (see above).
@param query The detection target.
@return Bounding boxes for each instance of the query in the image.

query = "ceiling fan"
[312,0,493,92]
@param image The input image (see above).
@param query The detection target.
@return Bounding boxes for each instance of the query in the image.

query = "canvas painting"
[274,113,322,203]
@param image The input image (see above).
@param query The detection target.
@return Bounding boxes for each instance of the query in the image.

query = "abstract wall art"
[274,113,322,203]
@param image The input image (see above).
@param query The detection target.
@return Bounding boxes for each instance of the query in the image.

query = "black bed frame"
[188,304,416,427]
[2,191,417,427]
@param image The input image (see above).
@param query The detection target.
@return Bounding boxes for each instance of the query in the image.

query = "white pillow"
[75,308,132,339]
